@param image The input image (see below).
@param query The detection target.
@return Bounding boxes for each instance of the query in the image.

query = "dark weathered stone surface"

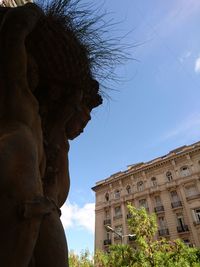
[0,3,102,266]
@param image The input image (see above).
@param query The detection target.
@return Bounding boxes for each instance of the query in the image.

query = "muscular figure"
[0,2,102,267]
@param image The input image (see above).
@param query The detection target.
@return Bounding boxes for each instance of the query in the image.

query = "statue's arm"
[0,4,42,86]
[0,4,43,125]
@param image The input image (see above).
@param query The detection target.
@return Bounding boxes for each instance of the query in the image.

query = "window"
[158,216,166,229]
[166,171,173,181]
[139,199,148,208]
[155,195,162,206]
[192,208,200,223]
[126,185,131,194]
[105,193,109,201]
[105,226,111,240]
[176,213,185,228]
[170,190,179,202]
[180,166,190,177]
[114,206,121,216]
[137,181,144,191]
[115,225,123,236]
[105,210,110,219]
[151,177,157,186]
[185,184,198,197]
[106,232,110,240]
[114,190,120,199]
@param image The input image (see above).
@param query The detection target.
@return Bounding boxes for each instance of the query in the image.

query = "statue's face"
[65,105,91,140]
[61,77,102,140]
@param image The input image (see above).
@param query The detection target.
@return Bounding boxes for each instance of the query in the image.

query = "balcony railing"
[113,214,122,220]
[104,239,111,246]
[104,219,111,225]
[158,228,169,236]
[186,193,200,201]
[177,225,189,233]
[171,201,182,209]
[154,205,164,213]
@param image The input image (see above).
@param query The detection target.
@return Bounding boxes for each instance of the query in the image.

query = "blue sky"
[60,0,200,255]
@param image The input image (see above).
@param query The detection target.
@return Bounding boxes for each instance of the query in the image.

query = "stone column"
[121,201,128,244]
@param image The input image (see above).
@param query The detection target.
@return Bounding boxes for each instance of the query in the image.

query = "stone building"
[92,141,200,251]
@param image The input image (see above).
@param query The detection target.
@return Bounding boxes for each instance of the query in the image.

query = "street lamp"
[105,225,136,244]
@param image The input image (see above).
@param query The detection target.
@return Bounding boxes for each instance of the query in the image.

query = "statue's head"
[24,7,97,139]
[25,0,124,139]
[25,0,105,139]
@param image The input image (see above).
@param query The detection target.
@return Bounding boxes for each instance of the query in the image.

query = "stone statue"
[0,1,104,266]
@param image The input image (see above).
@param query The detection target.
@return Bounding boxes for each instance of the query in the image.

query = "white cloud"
[195,57,200,73]
[161,113,200,142]
[61,202,95,234]
[60,202,75,229]
[179,51,191,63]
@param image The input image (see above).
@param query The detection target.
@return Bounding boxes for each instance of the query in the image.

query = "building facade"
[92,141,200,251]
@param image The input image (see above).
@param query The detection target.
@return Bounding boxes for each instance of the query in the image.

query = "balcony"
[186,193,200,201]
[113,214,122,220]
[154,205,164,213]
[171,201,182,209]
[158,228,169,236]
[104,239,111,246]
[177,225,189,233]
[104,219,111,225]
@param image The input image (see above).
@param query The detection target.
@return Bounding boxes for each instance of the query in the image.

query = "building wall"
[92,142,200,251]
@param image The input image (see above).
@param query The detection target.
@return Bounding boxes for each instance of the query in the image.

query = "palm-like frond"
[36,0,130,93]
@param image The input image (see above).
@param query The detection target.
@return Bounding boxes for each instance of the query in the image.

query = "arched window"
[126,185,131,194]
[105,193,109,201]
[151,177,157,187]
[166,171,173,181]
[114,189,120,199]
[137,181,144,191]
[180,166,190,177]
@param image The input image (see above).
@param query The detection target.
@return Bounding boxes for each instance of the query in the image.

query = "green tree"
[95,245,135,267]
[95,204,200,267]
[69,249,94,267]
[69,204,200,267]
[127,204,157,266]
[125,203,200,267]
